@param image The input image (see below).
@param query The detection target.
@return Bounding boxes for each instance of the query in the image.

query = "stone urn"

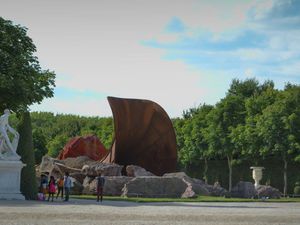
[250,167,264,188]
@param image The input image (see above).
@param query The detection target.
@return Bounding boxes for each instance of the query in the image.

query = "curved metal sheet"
[101,96,177,175]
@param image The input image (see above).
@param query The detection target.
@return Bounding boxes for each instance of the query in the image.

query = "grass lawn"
[71,195,300,203]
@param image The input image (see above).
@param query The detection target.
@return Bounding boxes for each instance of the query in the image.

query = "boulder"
[70,177,84,195]
[70,172,85,184]
[205,183,228,197]
[82,176,133,196]
[54,162,81,175]
[231,181,257,198]
[62,156,95,169]
[163,172,196,183]
[126,165,154,177]
[81,163,123,177]
[82,176,96,195]
[163,172,210,196]
[121,176,187,198]
[181,178,197,198]
[39,155,56,174]
[104,176,133,196]
[58,135,107,161]
[256,185,281,199]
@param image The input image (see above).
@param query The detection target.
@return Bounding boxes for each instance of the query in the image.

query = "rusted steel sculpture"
[58,135,107,161]
[101,96,177,176]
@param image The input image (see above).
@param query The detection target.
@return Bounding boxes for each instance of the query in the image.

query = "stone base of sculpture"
[0,160,25,200]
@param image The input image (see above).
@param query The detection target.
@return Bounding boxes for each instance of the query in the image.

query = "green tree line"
[22,113,113,163]
[11,78,299,195]
[173,79,300,195]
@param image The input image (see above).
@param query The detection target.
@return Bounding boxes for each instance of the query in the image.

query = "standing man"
[64,172,72,202]
[96,171,105,202]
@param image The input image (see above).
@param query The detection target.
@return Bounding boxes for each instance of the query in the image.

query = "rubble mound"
[231,181,257,198]
[256,185,281,199]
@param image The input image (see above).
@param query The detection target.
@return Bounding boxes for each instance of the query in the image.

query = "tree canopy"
[0,17,55,200]
[0,17,55,112]
[176,78,300,194]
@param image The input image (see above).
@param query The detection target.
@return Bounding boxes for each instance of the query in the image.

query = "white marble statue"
[0,109,20,160]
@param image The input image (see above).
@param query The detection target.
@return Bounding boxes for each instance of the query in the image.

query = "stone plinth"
[0,160,25,200]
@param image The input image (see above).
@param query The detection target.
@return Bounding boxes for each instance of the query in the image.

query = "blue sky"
[1,0,300,117]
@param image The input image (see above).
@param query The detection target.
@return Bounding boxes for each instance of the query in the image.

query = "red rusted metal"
[101,96,177,175]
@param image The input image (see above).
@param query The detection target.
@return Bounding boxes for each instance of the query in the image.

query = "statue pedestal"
[0,160,25,200]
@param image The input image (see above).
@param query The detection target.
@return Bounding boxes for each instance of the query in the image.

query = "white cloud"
[2,0,300,118]
[31,97,112,117]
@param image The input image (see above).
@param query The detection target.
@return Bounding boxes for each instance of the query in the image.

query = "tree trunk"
[227,155,233,193]
[283,157,288,197]
[203,157,208,184]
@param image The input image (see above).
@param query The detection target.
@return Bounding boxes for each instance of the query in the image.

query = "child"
[48,176,56,202]
[40,174,48,200]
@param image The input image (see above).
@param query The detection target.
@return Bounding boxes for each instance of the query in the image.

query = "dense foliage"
[17,112,38,200]
[0,17,55,200]
[0,17,55,112]
[29,112,113,162]
[175,79,300,195]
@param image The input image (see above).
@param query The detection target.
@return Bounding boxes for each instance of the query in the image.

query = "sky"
[1,0,300,118]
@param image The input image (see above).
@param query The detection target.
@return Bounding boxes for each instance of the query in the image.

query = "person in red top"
[48,176,56,202]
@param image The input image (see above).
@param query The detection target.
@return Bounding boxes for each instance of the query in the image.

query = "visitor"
[47,176,56,202]
[64,172,72,202]
[40,174,48,200]
[56,176,64,199]
[96,171,105,202]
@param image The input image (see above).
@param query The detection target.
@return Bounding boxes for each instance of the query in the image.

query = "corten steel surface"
[58,135,107,161]
[101,96,177,176]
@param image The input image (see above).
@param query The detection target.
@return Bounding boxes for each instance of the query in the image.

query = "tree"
[0,17,56,199]
[257,85,300,196]
[190,104,213,183]
[0,17,55,112]
[47,134,69,158]
[206,79,263,192]
[32,129,48,164]
[206,94,245,192]
[16,112,37,199]
[179,105,213,182]
[231,82,278,164]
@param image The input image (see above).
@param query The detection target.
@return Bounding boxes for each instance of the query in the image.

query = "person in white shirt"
[64,172,72,201]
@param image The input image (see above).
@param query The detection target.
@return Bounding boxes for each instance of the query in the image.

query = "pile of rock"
[231,181,281,199]
[37,156,281,199]
[37,156,229,198]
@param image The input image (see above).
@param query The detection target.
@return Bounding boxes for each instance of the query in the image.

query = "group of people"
[39,171,105,202]
[39,172,72,202]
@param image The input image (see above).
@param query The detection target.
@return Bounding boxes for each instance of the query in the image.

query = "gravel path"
[0,199,299,225]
